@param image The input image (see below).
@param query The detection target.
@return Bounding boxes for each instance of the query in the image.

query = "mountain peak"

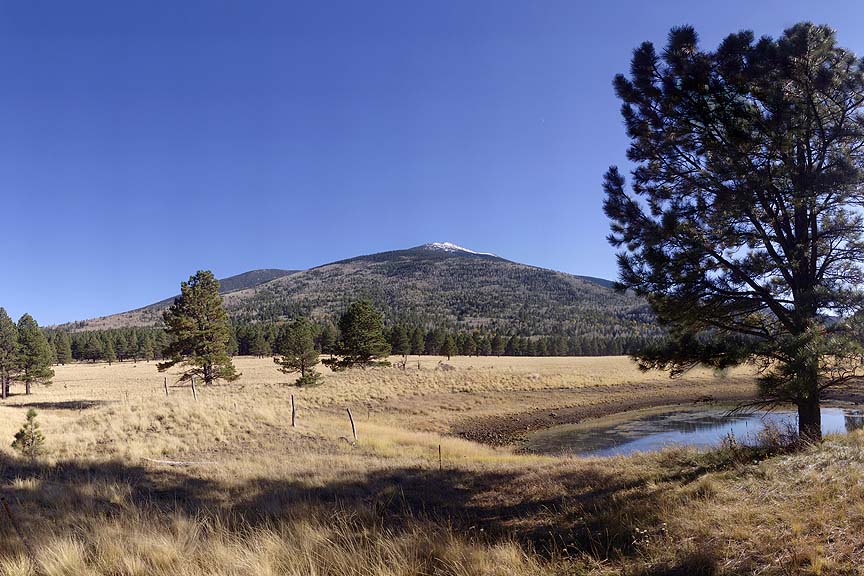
[421,242,497,257]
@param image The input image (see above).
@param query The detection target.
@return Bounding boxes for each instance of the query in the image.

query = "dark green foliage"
[0,308,19,399]
[81,335,104,362]
[55,327,169,363]
[317,323,338,356]
[45,334,58,365]
[603,23,864,440]
[294,371,323,387]
[324,301,391,370]
[140,333,155,361]
[491,334,505,356]
[158,271,239,385]
[248,326,271,357]
[389,325,410,357]
[274,317,322,386]
[103,336,116,365]
[62,319,658,362]
[441,334,456,359]
[12,408,45,458]
[410,328,425,355]
[16,314,54,395]
[54,332,72,365]
[424,329,445,355]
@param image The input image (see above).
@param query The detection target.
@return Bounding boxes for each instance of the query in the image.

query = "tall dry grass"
[0,356,857,575]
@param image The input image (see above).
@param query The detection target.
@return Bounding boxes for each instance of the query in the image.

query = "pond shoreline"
[453,383,864,448]
[452,388,756,447]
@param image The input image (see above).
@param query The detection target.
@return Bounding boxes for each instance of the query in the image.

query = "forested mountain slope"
[62,243,658,341]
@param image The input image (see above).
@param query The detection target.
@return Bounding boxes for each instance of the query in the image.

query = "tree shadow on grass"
[10,400,112,411]
[0,452,717,570]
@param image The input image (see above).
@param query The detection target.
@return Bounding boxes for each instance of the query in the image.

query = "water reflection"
[523,406,864,458]
[845,412,864,432]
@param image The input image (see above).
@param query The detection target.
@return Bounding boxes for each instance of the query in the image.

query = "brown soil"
[451,384,757,446]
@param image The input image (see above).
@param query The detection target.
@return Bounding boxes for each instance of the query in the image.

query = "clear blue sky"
[3,0,864,325]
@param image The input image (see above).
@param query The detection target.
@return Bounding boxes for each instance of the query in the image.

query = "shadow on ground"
[0,451,719,574]
[8,400,113,411]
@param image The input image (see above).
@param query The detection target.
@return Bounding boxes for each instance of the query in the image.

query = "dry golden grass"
[0,355,860,575]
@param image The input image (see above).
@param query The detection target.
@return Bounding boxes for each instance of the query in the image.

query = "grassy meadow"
[0,355,862,575]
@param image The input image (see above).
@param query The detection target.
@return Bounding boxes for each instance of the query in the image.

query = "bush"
[12,408,46,458]
[295,371,323,387]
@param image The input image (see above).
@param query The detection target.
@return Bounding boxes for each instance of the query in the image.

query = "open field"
[1,356,863,574]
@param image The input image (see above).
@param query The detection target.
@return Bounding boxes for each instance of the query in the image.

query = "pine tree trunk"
[25,381,31,396]
[798,359,822,442]
[798,398,821,442]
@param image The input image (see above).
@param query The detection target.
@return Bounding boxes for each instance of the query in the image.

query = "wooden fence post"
[191,377,198,401]
[291,394,296,428]
[347,408,357,442]
[164,377,169,397]
[439,444,442,471]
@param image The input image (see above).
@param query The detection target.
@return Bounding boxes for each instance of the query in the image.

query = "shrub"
[12,408,46,458]
[295,371,323,387]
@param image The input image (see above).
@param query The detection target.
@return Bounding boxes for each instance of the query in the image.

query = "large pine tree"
[274,317,321,386]
[325,300,391,370]
[16,314,54,395]
[604,23,864,440]
[0,308,19,399]
[158,270,239,384]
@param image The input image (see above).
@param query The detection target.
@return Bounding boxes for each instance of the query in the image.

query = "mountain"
[61,242,657,340]
[215,269,298,293]
[61,268,297,331]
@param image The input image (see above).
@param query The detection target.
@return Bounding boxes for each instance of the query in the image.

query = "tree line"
[47,321,660,365]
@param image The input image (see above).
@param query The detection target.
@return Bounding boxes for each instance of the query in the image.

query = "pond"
[522,405,864,457]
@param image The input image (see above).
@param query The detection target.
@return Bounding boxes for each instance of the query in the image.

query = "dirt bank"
[452,385,757,446]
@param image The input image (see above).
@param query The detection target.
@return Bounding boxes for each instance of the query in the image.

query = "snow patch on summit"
[423,242,497,256]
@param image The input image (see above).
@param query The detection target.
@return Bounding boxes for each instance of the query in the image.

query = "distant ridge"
[59,268,297,331]
[215,269,298,294]
[61,243,653,340]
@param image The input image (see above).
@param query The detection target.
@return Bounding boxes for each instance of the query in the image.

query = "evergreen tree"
[505,335,518,356]
[140,334,155,361]
[226,327,239,357]
[12,408,46,458]
[0,308,19,399]
[424,329,445,355]
[325,300,391,370]
[274,317,322,386]
[46,334,58,365]
[491,334,505,356]
[604,23,864,440]
[54,332,73,365]
[249,326,271,357]
[16,314,54,395]
[82,335,104,362]
[318,322,338,356]
[441,334,456,360]
[410,327,425,355]
[478,336,492,356]
[158,271,239,385]
[103,336,116,365]
[114,333,130,362]
[390,325,410,359]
